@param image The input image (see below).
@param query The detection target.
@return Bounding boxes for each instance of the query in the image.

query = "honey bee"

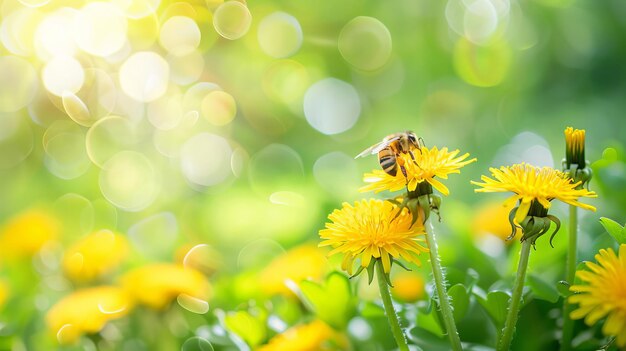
[355,131,423,177]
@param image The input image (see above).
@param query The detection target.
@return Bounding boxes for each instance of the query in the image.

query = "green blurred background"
[1,0,625,349]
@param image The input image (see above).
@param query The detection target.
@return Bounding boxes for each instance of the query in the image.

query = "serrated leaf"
[299,271,356,329]
[448,284,469,322]
[557,280,573,298]
[599,217,626,244]
[475,290,510,329]
[527,274,559,303]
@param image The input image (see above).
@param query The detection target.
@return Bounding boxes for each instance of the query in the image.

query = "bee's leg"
[408,150,422,169]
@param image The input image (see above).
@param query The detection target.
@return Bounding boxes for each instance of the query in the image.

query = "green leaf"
[408,327,448,351]
[360,301,385,318]
[527,274,559,303]
[448,284,470,322]
[557,280,573,298]
[299,271,356,329]
[223,310,266,348]
[416,299,445,337]
[475,290,510,329]
[599,217,626,244]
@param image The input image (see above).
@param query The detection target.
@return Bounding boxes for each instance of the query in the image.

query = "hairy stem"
[560,205,578,351]
[425,221,463,351]
[497,240,532,351]
[376,260,410,351]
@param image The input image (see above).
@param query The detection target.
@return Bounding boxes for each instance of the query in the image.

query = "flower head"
[569,244,626,347]
[62,230,129,282]
[120,263,210,309]
[259,244,329,295]
[360,146,476,196]
[46,286,131,344]
[564,127,586,170]
[563,127,592,186]
[319,199,428,275]
[0,208,60,260]
[472,163,597,225]
[258,320,346,351]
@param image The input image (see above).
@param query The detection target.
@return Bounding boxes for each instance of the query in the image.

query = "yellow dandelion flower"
[391,271,426,303]
[120,263,210,309]
[569,244,626,347]
[259,244,329,295]
[0,208,60,260]
[257,320,346,351]
[360,146,476,196]
[472,163,597,224]
[46,286,131,344]
[319,199,428,275]
[62,230,129,282]
[564,127,586,169]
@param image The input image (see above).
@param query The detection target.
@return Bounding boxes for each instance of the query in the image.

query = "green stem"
[376,260,410,351]
[497,240,532,351]
[560,205,578,351]
[425,221,463,351]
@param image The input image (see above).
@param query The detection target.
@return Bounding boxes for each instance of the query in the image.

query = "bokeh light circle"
[113,0,161,19]
[159,16,201,56]
[181,337,214,351]
[303,78,361,135]
[42,56,85,96]
[119,51,169,102]
[463,0,498,44]
[257,12,303,58]
[453,37,511,87]
[43,121,90,179]
[128,212,178,259]
[147,93,184,130]
[73,2,128,57]
[180,133,233,187]
[86,116,137,168]
[34,8,78,60]
[61,92,93,127]
[338,16,392,71]
[212,1,252,40]
[200,91,237,126]
[0,56,38,112]
[168,51,205,85]
[0,114,34,169]
[99,151,160,211]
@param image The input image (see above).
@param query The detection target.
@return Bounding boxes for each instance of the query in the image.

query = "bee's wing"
[354,143,381,158]
[354,136,401,159]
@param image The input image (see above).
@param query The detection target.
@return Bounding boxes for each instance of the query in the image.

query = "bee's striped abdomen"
[378,149,397,176]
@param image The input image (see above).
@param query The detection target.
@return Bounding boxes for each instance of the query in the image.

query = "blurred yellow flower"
[391,271,426,303]
[472,163,597,224]
[46,286,131,345]
[471,201,521,241]
[0,280,8,310]
[62,230,129,281]
[259,244,328,295]
[319,199,428,275]
[120,263,210,309]
[0,208,60,259]
[361,146,476,196]
[569,244,626,347]
[258,320,345,351]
